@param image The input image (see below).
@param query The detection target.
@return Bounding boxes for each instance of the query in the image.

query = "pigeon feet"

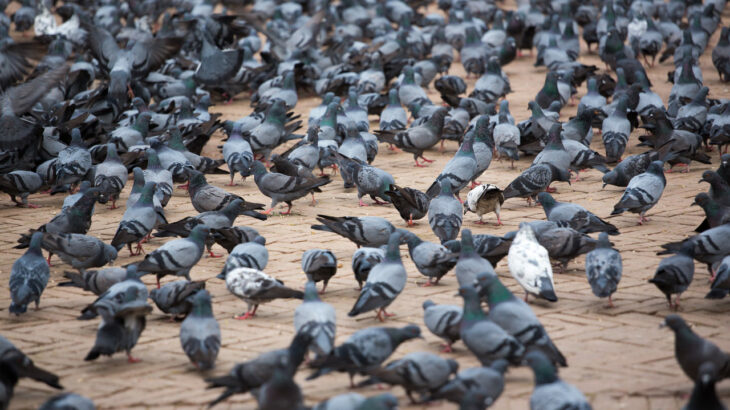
[545,186,557,193]
[440,343,453,353]
[607,295,615,308]
[407,215,414,227]
[414,159,428,167]
[177,182,190,190]
[469,181,481,189]
[373,198,388,205]
[207,250,223,258]
[358,199,369,207]
[637,214,650,225]
[388,144,402,152]
[420,156,435,163]
[234,312,255,320]
[127,354,141,363]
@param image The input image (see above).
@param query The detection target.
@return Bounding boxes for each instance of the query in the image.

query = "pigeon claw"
[358,199,369,207]
[127,354,141,363]
[207,250,223,258]
[440,343,453,353]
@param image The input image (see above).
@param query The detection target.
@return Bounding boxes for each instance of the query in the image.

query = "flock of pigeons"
[1,0,730,408]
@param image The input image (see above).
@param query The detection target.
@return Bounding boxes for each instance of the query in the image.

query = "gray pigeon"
[211,226,262,254]
[355,393,399,410]
[426,134,478,199]
[532,125,572,178]
[137,225,209,287]
[251,161,331,215]
[455,229,497,287]
[39,393,95,410]
[186,170,265,214]
[660,314,730,384]
[503,164,571,205]
[351,160,395,207]
[257,365,305,410]
[401,230,457,286]
[476,274,567,367]
[111,182,158,256]
[601,96,631,162]
[9,232,49,315]
[375,108,447,167]
[312,215,395,248]
[348,232,406,321]
[707,255,730,299]
[602,151,663,188]
[93,144,127,208]
[0,334,62,406]
[59,267,127,296]
[458,286,525,366]
[428,180,463,244]
[380,89,408,131]
[150,280,206,319]
[0,170,42,208]
[143,149,173,207]
[84,266,152,363]
[422,300,462,353]
[524,350,591,410]
[63,181,94,214]
[294,281,336,357]
[219,236,269,279]
[225,267,303,320]
[180,289,221,370]
[611,160,666,224]
[222,126,254,186]
[351,247,386,289]
[585,233,622,307]
[307,324,422,386]
[53,129,91,192]
[359,352,459,404]
[426,361,508,406]
[38,232,117,271]
[301,249,337,293]
[650,245,695,310]
[313,393,366,410]
[659,225,730,273]
[537,192,619,235]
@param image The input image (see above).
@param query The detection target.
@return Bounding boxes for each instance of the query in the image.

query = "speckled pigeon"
[585,233,622,307]
[225,267,303,320]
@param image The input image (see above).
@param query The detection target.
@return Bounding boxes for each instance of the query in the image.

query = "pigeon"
[180,289,221,370]
[706,255,730,299]
[422,300,462,353]
[445,233,512,268]
[38,393,95,410]
[312,393,367,410]
[186,170,265,214]
[337,156,394,207]
[351,247,386,289]
[660,314,730,384]
[493,111,520,167]
[712,27,730,82]
[375,107,447,167]
[428,180,463,244]
[37,232,117,271]
[0,334,62,407]
[84,266,153,363]
[524,350,591,410]
[251,161,331,215]
[650,245,695,310]
[225,267,303,320]
[256,365,305,410]
[137,225,209,287]
[508,221,599,272]
[111,182,158,256]
[205,332,311,406]
[358,352,459,404]
[307,324,422,386]
[9,232,49,315]
[585,233,622,307]
[0,170,42,208]
[385,184,430,226]
[301,249,337,293]
[683,379,726,410]
[602,151,663,188]
[464,184,504,225]
[611,160,666,224]
[601,96,631,162]
[93,144,127,209]
[508,223,558,302]
[425,134,477,199]
[401,230,457,286]
[454,229,497,287]
[538,192,619,235]
[348,232,406,321]
[311,215,395,248]
[426,361,508,406]
[470,117,495,184]
[142,149,173,207]
[503,163,571,205]
[211,226,262,254]
[380,89,408,131]
[59,267,128,296]
[659,225,730,273]
[294,281,336,357]
[459,285,525,366]
[476,274,567,367]
[53,129,92,192]
[149,280,206,319]
[219,236,269,279]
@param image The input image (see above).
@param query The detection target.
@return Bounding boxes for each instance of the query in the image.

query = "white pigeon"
[464,184,505,225]
[507,224,558,302]
[225,267,303,320]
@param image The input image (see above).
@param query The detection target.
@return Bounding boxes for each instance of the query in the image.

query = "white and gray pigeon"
[422,300,462,353]
[537,192,620,235]
[0,170,43,208]
[351,247,386,289]
[455,229,497,287]
[219,236,268,279]
[348,232,406,321]
[301,249,337,293]
[464,184,505,225]
[294,281,336,357]
[508,223,558,302]
[150,280,206,319]
[312,214,395,248]
[476,274,567,367]
[225,267,304,320]
[359,352,459,403]
[428,180,463,244]
[39,393,95,410]
[459,285,525,366]
[93,143,127,208]
[53,129,92,191]
[9,232,49,315]
[425,134,478,199]
[38,232,117,271]
[585,232,622,307]
[180,289,221,370]
[84,266,152,363]
[400,230,457,286]
[137,225,209,287]
[111,182,158,256]
[426,361,508,406]
[524,350,591,410]
[611,160,666,225]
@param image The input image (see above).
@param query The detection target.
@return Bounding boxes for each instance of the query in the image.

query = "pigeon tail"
[84,321,124,361]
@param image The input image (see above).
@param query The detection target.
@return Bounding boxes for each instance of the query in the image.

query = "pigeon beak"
[601,183,607,189]
[658,320,667,329]
[691,201,698,206]
[698,179,705,183]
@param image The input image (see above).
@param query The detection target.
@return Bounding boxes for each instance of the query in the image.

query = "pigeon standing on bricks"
[508,224,558,302]
[294,281,336,357]
[301,249,338,293]
[180,289,221,370]
[9,232,49,315]
[585,233,622,307]
[428,180,463,244]
[611,160,666,224]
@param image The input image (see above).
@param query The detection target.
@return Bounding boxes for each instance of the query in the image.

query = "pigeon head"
[138,182,157,204]
[250,161,267,177]
[422,300,435,310]
[660,314,690,332]
[189,225,211,244]
[109,69,131,101]
[438,180,453,196]
[131,168,145,193]
[691,193,710,208]
[460,229,475,254]
[601,170,617,189]
[523,350,558,385]
[384,231,402,261]
[387,88,399,105]
[475,273,511,306]
[596,232,612,248]
[457,286,483,318]
[302,281,320,301]
[646,161,665,176]
[393,324,422,342]
[105,143,120,162]
[187,170,207,189]
[536,192,556,209]
[402,66,416,83]
[365,393,398,409]
[78,180,92,194]
[490,359,510,374]
[28,231,44,254]
[190,289,213,317]
[699,170,721,185]
[104,244,118,265]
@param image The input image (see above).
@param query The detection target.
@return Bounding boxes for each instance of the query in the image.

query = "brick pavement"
[2,11,730,410]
